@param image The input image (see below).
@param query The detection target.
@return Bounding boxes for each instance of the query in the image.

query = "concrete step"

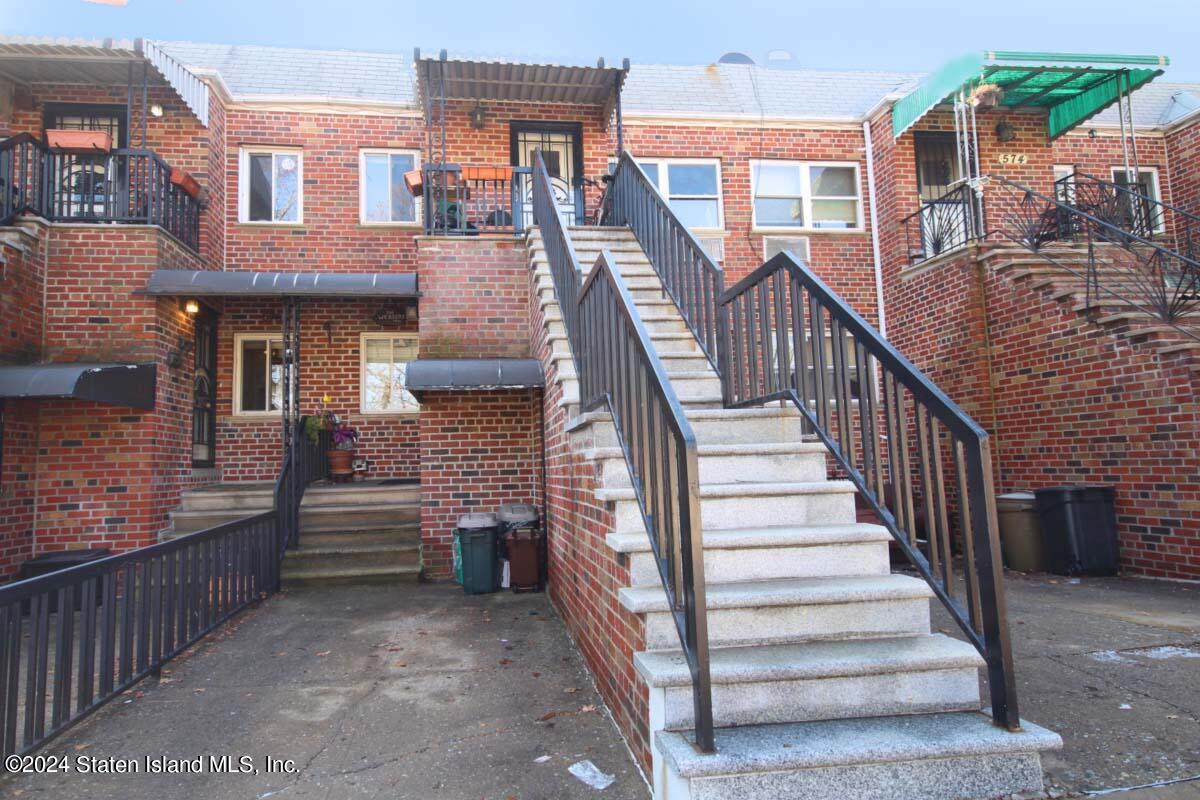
[655,712,1061,800]
[170,501,420,535]
[281,564,422,587]
[297,526,420,547]
[638,634,983,729]
[621,574,934,649]
[607,523,892,586]
[179,481,419,512]
[588,441,829,488]
[571,407,806,449]
[598,480,856,533]
[283,541,420,572]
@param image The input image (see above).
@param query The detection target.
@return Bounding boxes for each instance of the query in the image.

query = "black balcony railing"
[421,164,532,236]
[1060,171,1199,262]
[0,133,200,252]
[902,183,986,264]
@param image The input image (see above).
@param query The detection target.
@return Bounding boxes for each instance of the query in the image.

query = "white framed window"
[750,160,863,231]
[1110,166,1164,233]
[1053,164,1076,204]
[239,147,303,223]
[360,149,420,225]
[360,333,420,415]
[636,158,724,231]
[233,334,284,415]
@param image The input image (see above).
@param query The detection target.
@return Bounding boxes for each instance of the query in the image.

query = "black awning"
[0,363,156,409]
[142,270,420,298]
[406,359,543,398]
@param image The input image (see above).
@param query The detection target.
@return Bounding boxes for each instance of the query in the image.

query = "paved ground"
[0,583,649,800]
[2,573,1198,799]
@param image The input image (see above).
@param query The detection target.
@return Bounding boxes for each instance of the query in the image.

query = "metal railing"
[1061,171,1199,262]
[533,150,715,752]
[0,512,279,758]
[602,152,725,373]
[422,164,531,236]
[719,252,1020,730]
[991,176,1200,337]
[902,183,986,265]
[0,134,200,252]
[274,422,331,560]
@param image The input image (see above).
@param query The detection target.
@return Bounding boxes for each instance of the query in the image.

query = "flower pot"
[403,169,424,196]
[46,129,112,152]
[327,449,355,480]
[462,165,513,182]
[170,168,202,198]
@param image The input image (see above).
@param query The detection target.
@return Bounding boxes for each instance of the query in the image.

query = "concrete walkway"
[0,583,649,800]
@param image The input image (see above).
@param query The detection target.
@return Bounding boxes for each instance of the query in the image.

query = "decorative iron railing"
[1061,171,1199,262]
[902,183,986,264]
[719,252,1020,730]
[274,421,331,561]
[533,150,715,752]
[991,176,1200,337]
[0,134,201,252]
[421,164,532,236]
[602,152,725,374]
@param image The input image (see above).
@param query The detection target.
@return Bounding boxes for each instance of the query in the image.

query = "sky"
[2,0,1198,82]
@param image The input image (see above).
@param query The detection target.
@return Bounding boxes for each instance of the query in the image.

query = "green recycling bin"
[454,512,501,594]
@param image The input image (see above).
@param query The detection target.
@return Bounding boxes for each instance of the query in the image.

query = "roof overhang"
[892,51,1169,140]
[142,269,420,298]
[0,363,156,409]
[405,358,543,399]
[0,37,209,127]
[415,50,628,126]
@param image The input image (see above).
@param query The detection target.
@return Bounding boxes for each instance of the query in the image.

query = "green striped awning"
[892,51,1169,140]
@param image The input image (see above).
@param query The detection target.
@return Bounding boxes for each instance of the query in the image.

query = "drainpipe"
[862,120,887,338]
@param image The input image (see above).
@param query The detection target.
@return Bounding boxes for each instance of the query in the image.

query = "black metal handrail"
[421,163,531,236]
[274,420,331,563]
[902,183,986,265]
[532,150,715,752]
[991,176,1200,337]
[0,134,200,252]
[0,512,279,758]
[1061,171,1199,262]
[719,252,1020,730]
[603,152,725,375]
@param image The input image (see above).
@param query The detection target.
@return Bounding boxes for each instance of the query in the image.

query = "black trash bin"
[499,503,544,593]
[1034,485,1118,576]
[454,513,501,594]
[18,548,111,613]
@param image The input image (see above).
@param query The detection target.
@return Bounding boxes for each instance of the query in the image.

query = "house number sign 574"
[996,153,1028,165]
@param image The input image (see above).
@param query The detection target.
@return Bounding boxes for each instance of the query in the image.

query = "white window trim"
[358,148,422,227]
[635,157,725,232]
[238,146,304,225]
[232,333,283,416]
[359,332,421,416]
[750,159,865,233]
[1110,165,1165,233]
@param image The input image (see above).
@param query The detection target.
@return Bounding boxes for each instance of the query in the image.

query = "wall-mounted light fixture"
[149,103,164,118]
[167,335,195,369]
[469,101,488,130]
[994,120,1015,143]
[184,299,200,315]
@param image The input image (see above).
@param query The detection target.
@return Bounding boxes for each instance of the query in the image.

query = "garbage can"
[454,513,501,594]
[499,503,544,593]
[1034,485,1119,576]
[18,548,111,613]
[996,492,1045,572]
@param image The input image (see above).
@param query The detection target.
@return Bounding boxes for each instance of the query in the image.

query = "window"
[751,161,862,231]
[360,149,420,224]
[1053,165,1076,204]
[233,334,284,415]
[239,148,302,223]
[1111,166,1164,232]
[636,158,724,230]
[360,334,420,414]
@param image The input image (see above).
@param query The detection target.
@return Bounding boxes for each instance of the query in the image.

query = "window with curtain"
[361,334,420,413]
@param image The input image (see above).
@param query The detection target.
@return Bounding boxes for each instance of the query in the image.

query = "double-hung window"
[360,334,420,414]
[751,161,862,230]
[360,149,420,224]
[240,147,302,223]
[233,334,284,415]
[636,158,724,231]
[1111,166,1164,233]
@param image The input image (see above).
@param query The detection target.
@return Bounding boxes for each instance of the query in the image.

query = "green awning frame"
[892,51,1169,140]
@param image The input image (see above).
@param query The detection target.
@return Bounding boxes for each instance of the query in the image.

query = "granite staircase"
[530,226,1059,800]
[166,481,422,585]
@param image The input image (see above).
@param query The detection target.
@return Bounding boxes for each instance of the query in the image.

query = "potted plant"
[305,399,360,481]
[970,83,1004,110]
[170,168,202,198]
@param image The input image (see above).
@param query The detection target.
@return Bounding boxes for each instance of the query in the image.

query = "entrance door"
[913,132,972,255]
[914,132,960,203]
[192,308,218,468]
[512,122,583,226]
[44,103,128,219]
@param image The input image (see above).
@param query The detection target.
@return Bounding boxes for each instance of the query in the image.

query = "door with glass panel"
[512,123,582,227]
[192,308,218,467]
[43,103,127,219]
[913,133,970,255]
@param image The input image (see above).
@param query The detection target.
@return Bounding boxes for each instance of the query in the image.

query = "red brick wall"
[0,228,45,364]
[1166,117,1200,216]
[418,390,542,578]
[0,401,37,578]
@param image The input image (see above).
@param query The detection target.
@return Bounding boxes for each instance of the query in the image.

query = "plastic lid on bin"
[498,503,538,524]
[457,512,499,529]
[997,492,1036,509]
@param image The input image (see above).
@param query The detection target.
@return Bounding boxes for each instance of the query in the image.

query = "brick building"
[1,37,1198,796]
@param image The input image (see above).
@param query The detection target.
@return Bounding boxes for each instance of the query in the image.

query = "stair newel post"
[679,434,715,754]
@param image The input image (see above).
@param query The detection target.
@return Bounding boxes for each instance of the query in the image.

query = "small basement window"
[240,148,302,223]
[361,334,420,414]
[234,334,284,414]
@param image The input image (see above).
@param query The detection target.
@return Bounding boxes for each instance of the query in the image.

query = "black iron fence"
[718,252,1020,730]
[902,183,986,265]
[421,164,532,236]
[0,133,200,252]
[1061,171,1198,262]
[533,150,716,752]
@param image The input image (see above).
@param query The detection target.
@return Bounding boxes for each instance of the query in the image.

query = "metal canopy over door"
[512,122,583,226]
[192,307,218,467]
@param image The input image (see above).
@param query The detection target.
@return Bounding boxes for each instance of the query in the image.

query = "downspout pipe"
[862,119,887,338]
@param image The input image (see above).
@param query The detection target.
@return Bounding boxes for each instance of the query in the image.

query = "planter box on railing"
[461,165,513,182]
[170,168,202,199]
[45,129,112,152]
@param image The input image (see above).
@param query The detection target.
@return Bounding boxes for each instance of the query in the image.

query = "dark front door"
[43,103,129,219]
[511,122,583,225]
[192,309,218,468]
[914,132,960,203]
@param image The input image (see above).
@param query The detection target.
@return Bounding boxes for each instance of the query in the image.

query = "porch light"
[995,120,1015,143]
[150,103,164,118]
[184,299,200,315]
[469,101,488,130]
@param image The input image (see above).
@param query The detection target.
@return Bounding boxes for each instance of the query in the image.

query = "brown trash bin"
[499,503,543,593]
[997,492,1045,572]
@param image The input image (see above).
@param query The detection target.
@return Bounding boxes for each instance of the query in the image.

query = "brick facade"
[1166,116,1200,216]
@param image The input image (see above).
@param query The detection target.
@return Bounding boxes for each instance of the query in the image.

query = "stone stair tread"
[620,573,933,614]
[635,633,984,688]
[286,542,419,557]
[657,712,1061,780]
[596,480,854,503]
[587,440,827,462]
[606,522,890,554]
[281,564,421,580]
